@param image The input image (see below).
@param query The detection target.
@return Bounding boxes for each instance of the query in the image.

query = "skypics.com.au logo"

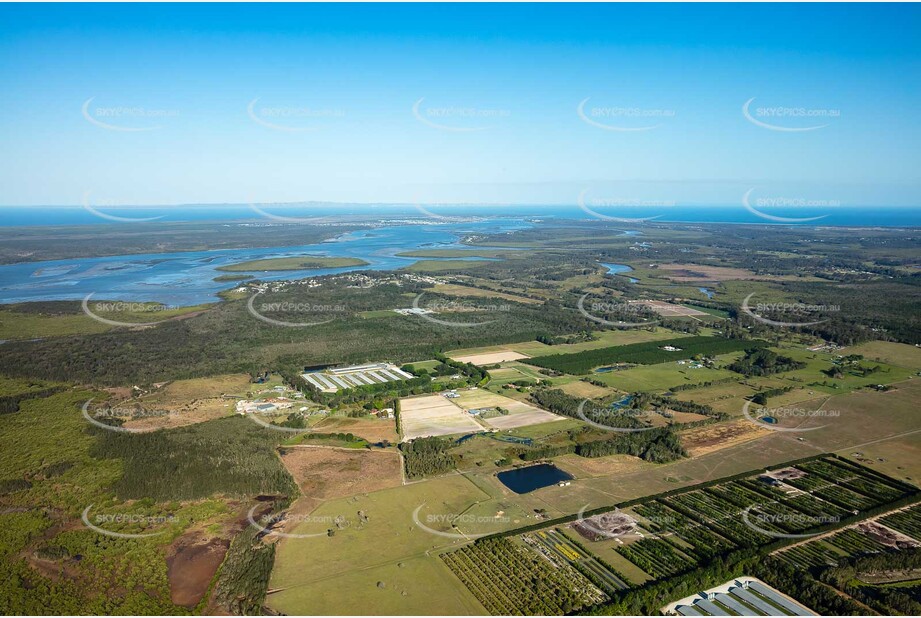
[82,505,176,538]
[246,289,346,328]
[247,507,340,539]
[575,400,656,433]
[577,295,659,328]
[247,98,345,132]
[742,189,838,223]
[82,97,179,132]
[81,399,168,433]
[412,97,511,132]
[741,507,840,539]
[577,189,672,223]
[741,400,839,433]
[412,503,511,540]
[82,294,179,328]
[81,191,165,223]
[409,293,510,328]
[741,294,838,328]
[577,98,675,132]
[742,98,840,132]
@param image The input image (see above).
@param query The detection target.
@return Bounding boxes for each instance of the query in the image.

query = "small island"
[212,273,254,282]
[217,256,369,272]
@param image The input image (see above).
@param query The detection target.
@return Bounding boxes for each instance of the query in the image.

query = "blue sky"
[0,3,919,208]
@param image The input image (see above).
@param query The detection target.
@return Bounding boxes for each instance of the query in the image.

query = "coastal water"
[0,220,531,306]
[2,204,919,227]
[600,262,638,283]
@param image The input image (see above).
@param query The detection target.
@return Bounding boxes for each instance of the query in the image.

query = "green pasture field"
[268,473,537,615]
[268,555,486,616]
[590,358,741,393]
[770,378,921,456]
[446,328,679,360]
[844,340,921,371]
[426,283,542,305]
[358,309,400,319]
[217,256,368,271]
[449,418,581,471]
[403,359,444,372]
[766,346,913,393]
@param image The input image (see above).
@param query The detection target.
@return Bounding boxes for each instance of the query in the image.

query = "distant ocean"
[0,204,919,227]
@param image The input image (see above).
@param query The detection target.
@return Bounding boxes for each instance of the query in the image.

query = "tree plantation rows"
[442,455,920,617]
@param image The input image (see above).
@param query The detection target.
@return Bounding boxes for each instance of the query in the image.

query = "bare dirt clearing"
[280,448,403,515]
[655,263,786,282]
[121,374,252,431]
[312,415,398,443]
[450,350,529,365]
[680,419,771,457]
[452,389,563,430]
[628,300,708,317]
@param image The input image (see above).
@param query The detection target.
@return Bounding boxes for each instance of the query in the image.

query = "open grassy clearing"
[557,380,616,399]
[268,473,536,614]
[836,431,921,486]
[843,340,921,371]
[445,328,680,360]
[427,283,543,305]
[779,379,921,460]
[0,308,112,339]
[653,263,798,283]
[765,345,913,393]
[590,358,740,392]
[269,554,486,616]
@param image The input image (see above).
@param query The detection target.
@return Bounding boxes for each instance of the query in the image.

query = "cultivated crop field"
[777,502,921,570]
[399,394,484,440]
[437,454,920,611]
[441,537,605,615]
[452,390,562,430]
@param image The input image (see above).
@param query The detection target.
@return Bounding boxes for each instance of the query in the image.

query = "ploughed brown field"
[280,447,404,516]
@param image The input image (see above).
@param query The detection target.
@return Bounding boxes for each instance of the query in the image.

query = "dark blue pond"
[497,463,573,494]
